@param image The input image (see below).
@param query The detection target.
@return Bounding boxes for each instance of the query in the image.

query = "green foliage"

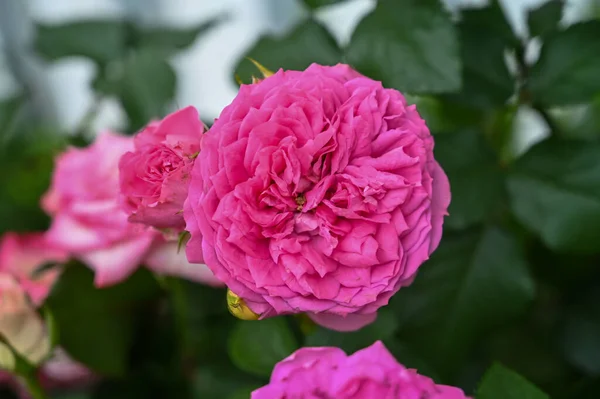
[46,264,161,376]
[234,20,342,84]
[228,318,299,378]
[507,139,600,253]
[527,0,565,38]
[35,18,220,131]
[528,21,600,106]
[391,228,535,376]
[346,0,461,94]
[478,363,549,399]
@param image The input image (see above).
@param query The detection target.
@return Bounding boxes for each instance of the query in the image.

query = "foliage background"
[1,0,600,398]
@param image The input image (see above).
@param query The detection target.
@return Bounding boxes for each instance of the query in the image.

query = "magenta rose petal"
[184,63,451,329]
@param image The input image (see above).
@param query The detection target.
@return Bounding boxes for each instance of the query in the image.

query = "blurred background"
[0,0,595,132]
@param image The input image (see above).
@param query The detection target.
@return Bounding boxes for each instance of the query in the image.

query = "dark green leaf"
[228,317,298,378]
[98,48,177,131]
[0,128,64,234]
[507,139,600,253]
[528,21,600,106]
[35,21,125,64]
[528,0,564,38]
[305,307,399,353]
[234,19,342,84]
[302,0,349,9]
[443,3,516,108]
[133,17,222,53]
[346,0,460,93]
[562,289,600,375]
[478,363,549,399]
[46,264,160,376]
[434,130,506,230]
[391,228,535,371]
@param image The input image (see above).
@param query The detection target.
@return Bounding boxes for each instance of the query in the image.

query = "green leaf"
[0,128,65,234]
[346,0,460,93]
[305,307,399,353]
[443,3,516,108]
[507,139,600,253]
[528,21,600,106]
[97,48,177,131]
[35,20,125,64]
[434,130,506,230]
[562,289,600,375]
[527,0,564,38]
[228,317,298,378]
[391,228,535,372]
[234,19,342,84]
[46,264,160,376]
[302,0,349,9]
[478,363,549,399]
[133,17,222,53]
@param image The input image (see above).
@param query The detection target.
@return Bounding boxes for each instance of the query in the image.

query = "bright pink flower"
[184,64,450,330]
[119,106,204,229]
[0,233,67,305]
[252,341,470,399]
[42,132,158,287]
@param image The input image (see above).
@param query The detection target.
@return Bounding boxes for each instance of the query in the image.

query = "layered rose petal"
[252,341,470,399]
[184,63,450,330]
[119,106,203,229]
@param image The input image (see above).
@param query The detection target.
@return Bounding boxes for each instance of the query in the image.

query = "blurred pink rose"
[184,64,450,331]
[145,239,223,286]
[42,132,157,287]
[119,106,204,230]
[42,131,219,287]
[0,233,67,305]
[252,341,470,399]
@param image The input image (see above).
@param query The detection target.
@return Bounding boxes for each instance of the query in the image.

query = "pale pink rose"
[0,233,68,306]
[184,64,451,331]
[252,341,470,399]
[144,239,223,286]
[42,132,158,287]
[119,106,203,229]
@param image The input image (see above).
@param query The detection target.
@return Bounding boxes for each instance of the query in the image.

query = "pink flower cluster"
[252,341,470,399]
[184,64,450,330]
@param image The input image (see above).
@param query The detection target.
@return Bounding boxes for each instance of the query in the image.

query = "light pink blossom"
[42,132,158,287]
[0,232,67,305]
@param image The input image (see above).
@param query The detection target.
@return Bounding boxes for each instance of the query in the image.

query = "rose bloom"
[184,64,450,330]
[119,106,203,230]
[43,131,219,287]
[252,341,470,399]
[0,232,67,305]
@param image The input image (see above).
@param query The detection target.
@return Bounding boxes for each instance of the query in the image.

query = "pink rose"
[252,341,470,399]
[119,106,203,229]
[184,64,450,330]
[0,232,67,305]
[42,132,158,287]
[43,131,219,287]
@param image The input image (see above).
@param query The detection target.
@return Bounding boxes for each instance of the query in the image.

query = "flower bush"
[1,0,599,398]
